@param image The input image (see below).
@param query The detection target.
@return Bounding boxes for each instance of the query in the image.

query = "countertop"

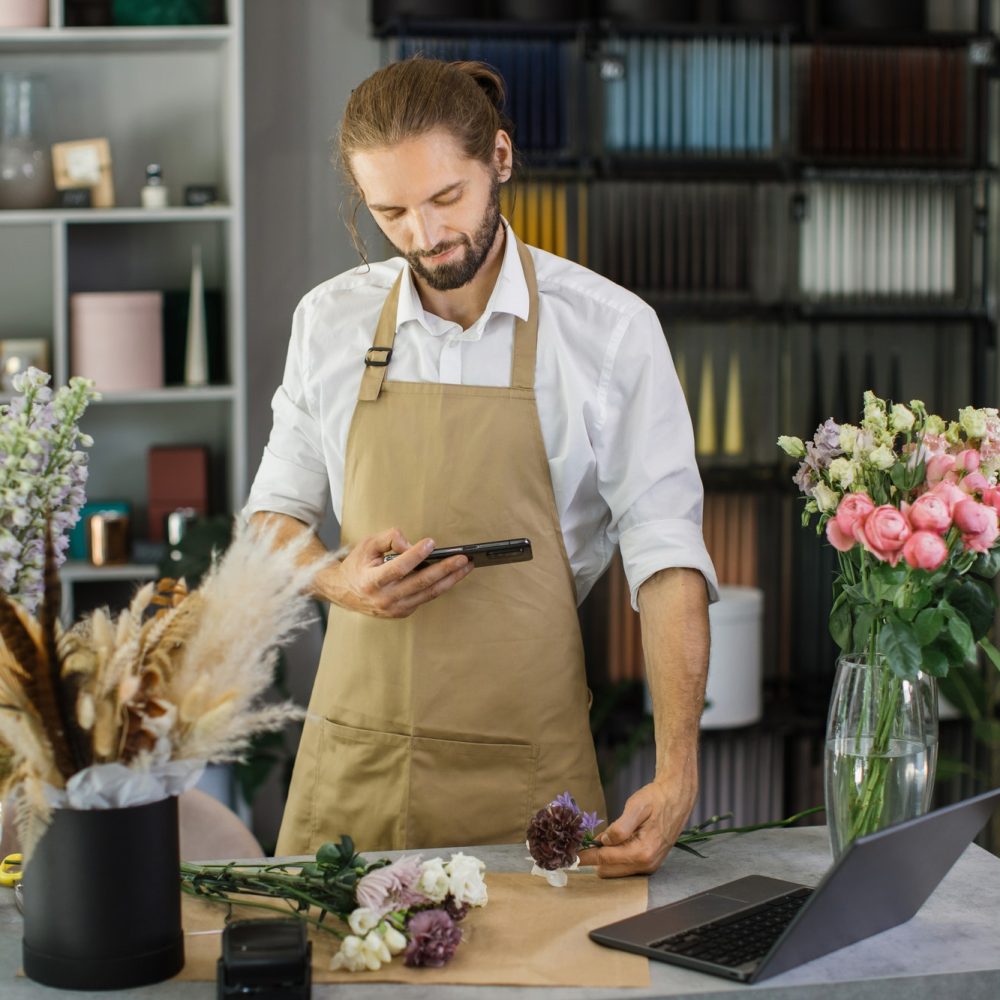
[2,826,999,999]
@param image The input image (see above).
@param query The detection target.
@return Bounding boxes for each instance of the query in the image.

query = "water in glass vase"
[825,736,929,857]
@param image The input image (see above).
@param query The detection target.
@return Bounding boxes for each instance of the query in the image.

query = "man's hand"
[578,761,698,878]
[320,527,472,618]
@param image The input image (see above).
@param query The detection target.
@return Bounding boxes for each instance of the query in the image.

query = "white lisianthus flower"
[445,852,488,907]
[380,923,408,956]
[946,421,962,445]
[890,404,914,433]
[330,935,368,972]
[417,858,450,903]
[828,457,855,487]
[361,930,392,969]
[813,482,839,513]
[868,445,897,471]
[862,391,888,432]
[839,424,860,454]
[777,435,806,458]
[960,406,988,440]
[923,413,947,437]
[348,907,380,937]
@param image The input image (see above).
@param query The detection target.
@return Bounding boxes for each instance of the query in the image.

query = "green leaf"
[980,636,1000,673]
[947,577,998,640]
[852,606,877,656]
[919,643,950,677]
[946,613,977,664]
[971,548,1000,579]
[876,618,923,680]
[937,664,988,720]
[871,563,908,603]
[889,463,910,492]
[914,608,945,647]
[829,592,853,651]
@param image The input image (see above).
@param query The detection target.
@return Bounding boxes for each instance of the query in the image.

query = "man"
[246,57,717,877]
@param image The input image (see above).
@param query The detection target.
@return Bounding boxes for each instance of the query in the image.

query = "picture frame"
[0,338,50,393]
[51,137,115,208]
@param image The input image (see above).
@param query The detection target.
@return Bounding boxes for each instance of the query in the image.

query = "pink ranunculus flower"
[902,530,950,572]
[956,448,981,473]
[834,492,875,537]
[826,517,856,551]
[930,480,967,515]
[855,504,911,566]
[960,471,989,496]
[906,492,951,535]
[983,488,1000,514]
[953,499,1000,553]
[926,454,957,485]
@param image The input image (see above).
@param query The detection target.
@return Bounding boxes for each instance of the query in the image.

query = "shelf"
[89,387,236,404]
[59,561,159,584]
[797,302,994,324]
[642,296,790,321]
[0,207,233,226]
[0,26,232,53]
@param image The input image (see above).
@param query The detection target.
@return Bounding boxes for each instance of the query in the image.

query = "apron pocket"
[313,718,411,851]
[408,735,539,849]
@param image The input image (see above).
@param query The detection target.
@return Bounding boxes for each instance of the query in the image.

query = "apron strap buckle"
[365,347,393,367]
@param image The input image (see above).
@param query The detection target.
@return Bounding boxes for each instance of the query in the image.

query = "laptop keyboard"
[649,887,813,968]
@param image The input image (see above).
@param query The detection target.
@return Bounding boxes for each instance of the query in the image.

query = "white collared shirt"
[244,225,719,608]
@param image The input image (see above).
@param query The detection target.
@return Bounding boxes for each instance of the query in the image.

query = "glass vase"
[824,653,934,858]
[0,73,55,210]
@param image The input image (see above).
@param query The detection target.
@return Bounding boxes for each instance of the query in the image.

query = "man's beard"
[399,175,502,292]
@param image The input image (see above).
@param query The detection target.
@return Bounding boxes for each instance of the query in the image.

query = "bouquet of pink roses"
[780,392,1000,681]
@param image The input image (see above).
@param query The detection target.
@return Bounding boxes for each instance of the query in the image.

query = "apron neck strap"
[358,233,540,402]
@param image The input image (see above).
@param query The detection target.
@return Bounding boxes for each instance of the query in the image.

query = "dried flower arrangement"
[181,837,488,972]
[0,520,320,861]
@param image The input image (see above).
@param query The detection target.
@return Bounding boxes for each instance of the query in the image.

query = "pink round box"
[70,291,164,393]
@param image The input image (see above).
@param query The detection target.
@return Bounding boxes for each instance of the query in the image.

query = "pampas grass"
[0,518,326,860]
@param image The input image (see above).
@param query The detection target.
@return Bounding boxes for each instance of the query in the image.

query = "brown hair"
[336,57,518,262]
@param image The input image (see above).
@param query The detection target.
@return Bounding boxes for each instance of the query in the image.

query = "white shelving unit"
[0,0,245,621]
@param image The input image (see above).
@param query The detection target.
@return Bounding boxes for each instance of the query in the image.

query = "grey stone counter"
[1,827,999,998]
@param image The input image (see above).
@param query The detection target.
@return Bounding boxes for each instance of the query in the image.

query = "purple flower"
[580,811,603,837]
[403,909,462,967]
[812,418,843,460]
[550,791,579,813]
[442,894,469,922]
[355,855,428,918]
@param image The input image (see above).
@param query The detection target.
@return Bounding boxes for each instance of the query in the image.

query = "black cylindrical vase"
[22,795,184,990]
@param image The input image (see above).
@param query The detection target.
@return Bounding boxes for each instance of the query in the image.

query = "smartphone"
[383,537,532,570]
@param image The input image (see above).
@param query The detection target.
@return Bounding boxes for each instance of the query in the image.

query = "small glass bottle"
[141,163,168,208]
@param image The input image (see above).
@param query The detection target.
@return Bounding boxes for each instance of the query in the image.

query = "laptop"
[590,787,1000,984]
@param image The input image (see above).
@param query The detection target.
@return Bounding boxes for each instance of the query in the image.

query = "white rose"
[868,445,896,470]
[348,907,379,936]
[813,482,839,513]
[380,923,407,956]
[417,858,450,903]
[890,404,915,433]
[445,852,488,907]
[330,935,367,972]
[828,457,855,487]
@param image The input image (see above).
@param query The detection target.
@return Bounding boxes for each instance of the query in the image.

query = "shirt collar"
[395,218,530,339]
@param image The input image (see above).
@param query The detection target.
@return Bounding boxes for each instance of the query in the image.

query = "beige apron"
[276,237,605,854]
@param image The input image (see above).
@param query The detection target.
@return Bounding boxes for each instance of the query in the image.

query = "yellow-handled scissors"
[0,854,22,886]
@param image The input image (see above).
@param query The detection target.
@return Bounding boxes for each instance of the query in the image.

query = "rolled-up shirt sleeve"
[596,305,720,610]
[243,302,330,527]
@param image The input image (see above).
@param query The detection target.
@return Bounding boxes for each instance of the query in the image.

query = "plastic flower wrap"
[181,840,487,973]
[0,368,98,612]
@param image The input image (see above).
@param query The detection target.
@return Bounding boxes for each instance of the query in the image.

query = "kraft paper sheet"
[177,870,650,987]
